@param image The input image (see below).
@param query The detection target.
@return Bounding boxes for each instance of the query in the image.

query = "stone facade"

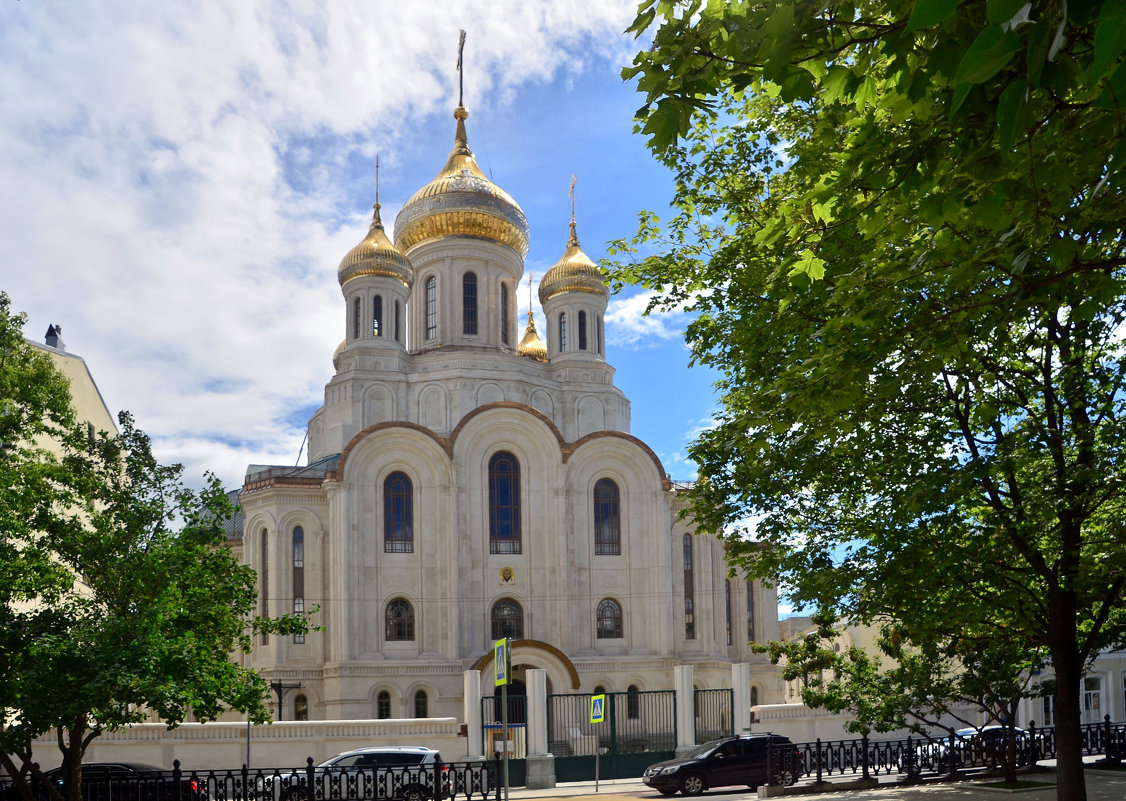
[234,103,783,725]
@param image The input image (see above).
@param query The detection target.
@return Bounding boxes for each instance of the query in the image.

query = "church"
[234,97,781,723]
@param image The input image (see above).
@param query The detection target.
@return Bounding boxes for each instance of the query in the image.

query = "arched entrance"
[494,679,528,724]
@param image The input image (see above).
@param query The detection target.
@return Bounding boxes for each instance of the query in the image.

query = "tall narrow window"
[372,295,383,337]
[385,598,415,641]
[384,472,413,553]
[684,534,695,640]
[377,691,392,719]
[394,299,402,343]
[414,690,428,718]
[294,694,308,721]
[500,284,510,345]
[596,598,623,639]
[558,313,567,352]
[352,297,361,340]
[491,598,524,640]
[489,451,521,554]
[463,272,478,335]
[292,526,305,643]
[746,579,756,643]
[578,310,588,350]
[593,478,620,555]
[627,685,640,719]
[425,277,437,340]
[260,528,269,644]
[725,580,733,646]
[597,317,603,354]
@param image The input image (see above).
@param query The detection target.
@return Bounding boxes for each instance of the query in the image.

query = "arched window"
[751,686,759,706]
[684,534,695,640]
[593,478,620,555]
[292,526,305,643]
[385,598,415,641]
[377,690,392,719]
[260,528,269,644]
[394,299,402,343]
[596,598,623,639]
[463,272,478,335]
[725,580,733,645]
[597,317,603,354]
[558,313,567,352]
[425,277,437,340]
[500,284,510,345]
[384,472,413,553]
[294,694,308,721]
[372,294,383,337]
[627,684,640,719]
[491,598,524,640]
[489,451,521,554]
[578,310,588,350]
[746,579,756,643]
[414,690,428,718]
[353,297,361,340]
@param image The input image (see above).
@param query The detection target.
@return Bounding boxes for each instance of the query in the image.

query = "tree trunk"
[1050,596,1087,801]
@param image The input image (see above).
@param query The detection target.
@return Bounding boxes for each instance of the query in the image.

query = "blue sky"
[1,1,720,491]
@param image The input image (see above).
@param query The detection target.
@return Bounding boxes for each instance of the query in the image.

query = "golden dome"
[517,309,548,362]
[338,203,414,288]
[394,107,529,257]
[538,221,609,304]
[332,339,346,368]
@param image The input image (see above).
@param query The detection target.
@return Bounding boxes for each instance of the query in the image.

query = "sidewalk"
[503,766,1126,800]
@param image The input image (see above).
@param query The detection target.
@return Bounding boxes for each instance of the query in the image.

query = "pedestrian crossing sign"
[494,638,508,686]
[590,693,606,724]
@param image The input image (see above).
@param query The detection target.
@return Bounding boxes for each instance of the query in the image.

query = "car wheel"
[773,768,798,787]
[678,773,705,796]
[400,786,427,801]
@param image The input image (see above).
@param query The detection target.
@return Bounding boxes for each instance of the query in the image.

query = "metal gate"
[547,690,676,782]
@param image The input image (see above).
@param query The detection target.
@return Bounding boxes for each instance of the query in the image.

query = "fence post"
[947,730,958,775]
[1105,714,1113,757]
[905,736,915,779]
[241,764,249,801]
[766,738,774,786]
[173,760,182,801]
[305,757,315,801]
[494,752,502,801]
[861,733,870,780]
[815,738,823,784]
[1028,721,1038,767]
[434,756,444,801]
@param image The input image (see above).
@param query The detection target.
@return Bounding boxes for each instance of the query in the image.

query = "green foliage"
[0,294,309,801]
[616,2,1126,796]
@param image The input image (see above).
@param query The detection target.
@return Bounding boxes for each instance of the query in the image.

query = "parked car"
[915,726,1038,772]
[258,747,446,801]
[641,735,802,796]
[40,763,202,801]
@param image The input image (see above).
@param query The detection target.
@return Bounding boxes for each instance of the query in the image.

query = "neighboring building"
[29,324,117,443]
[233,101,783,722]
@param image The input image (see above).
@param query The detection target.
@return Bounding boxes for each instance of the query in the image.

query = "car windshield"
[684,741,723,759]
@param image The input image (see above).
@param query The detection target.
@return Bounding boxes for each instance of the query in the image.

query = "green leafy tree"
[613,1,1126,798]
[0,294,307,801]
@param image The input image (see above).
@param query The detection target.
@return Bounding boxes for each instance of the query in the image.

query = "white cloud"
[0,0,641,488]
[605,289,692,348]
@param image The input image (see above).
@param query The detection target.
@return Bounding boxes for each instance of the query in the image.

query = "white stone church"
[233,101,782,724]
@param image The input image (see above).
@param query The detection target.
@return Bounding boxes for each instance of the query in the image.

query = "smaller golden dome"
[517,309,548,362]
[538,221,609,304]
[338,203,414,288]
[332,339,346,368]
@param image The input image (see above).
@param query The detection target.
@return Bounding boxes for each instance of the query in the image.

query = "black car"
[258,747,446,801]
[642,735,802,796]
[40,763,202,801]
[915,725,1039,772]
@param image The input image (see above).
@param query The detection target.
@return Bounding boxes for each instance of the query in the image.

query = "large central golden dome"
[393,107,529,257]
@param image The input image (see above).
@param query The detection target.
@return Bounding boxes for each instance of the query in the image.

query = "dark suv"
[40,763,202,801]
[642,735,802,795]
[258,747,446,801]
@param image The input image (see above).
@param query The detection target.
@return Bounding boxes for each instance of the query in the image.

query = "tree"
[613,2,1126,799]
[0,293,307,801]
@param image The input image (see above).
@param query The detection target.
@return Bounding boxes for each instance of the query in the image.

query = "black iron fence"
[775,715,1126,786]
[8,758,497,801]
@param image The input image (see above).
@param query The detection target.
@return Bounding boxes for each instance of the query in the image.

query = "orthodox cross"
[457,30,467,107]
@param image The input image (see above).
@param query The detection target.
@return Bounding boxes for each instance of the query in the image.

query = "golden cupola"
[393,106,530,257]
[538,220,609,304]
[338,203,414,289]
[517,310,548,362]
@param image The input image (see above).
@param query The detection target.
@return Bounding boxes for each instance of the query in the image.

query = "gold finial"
[457,30,467,109]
